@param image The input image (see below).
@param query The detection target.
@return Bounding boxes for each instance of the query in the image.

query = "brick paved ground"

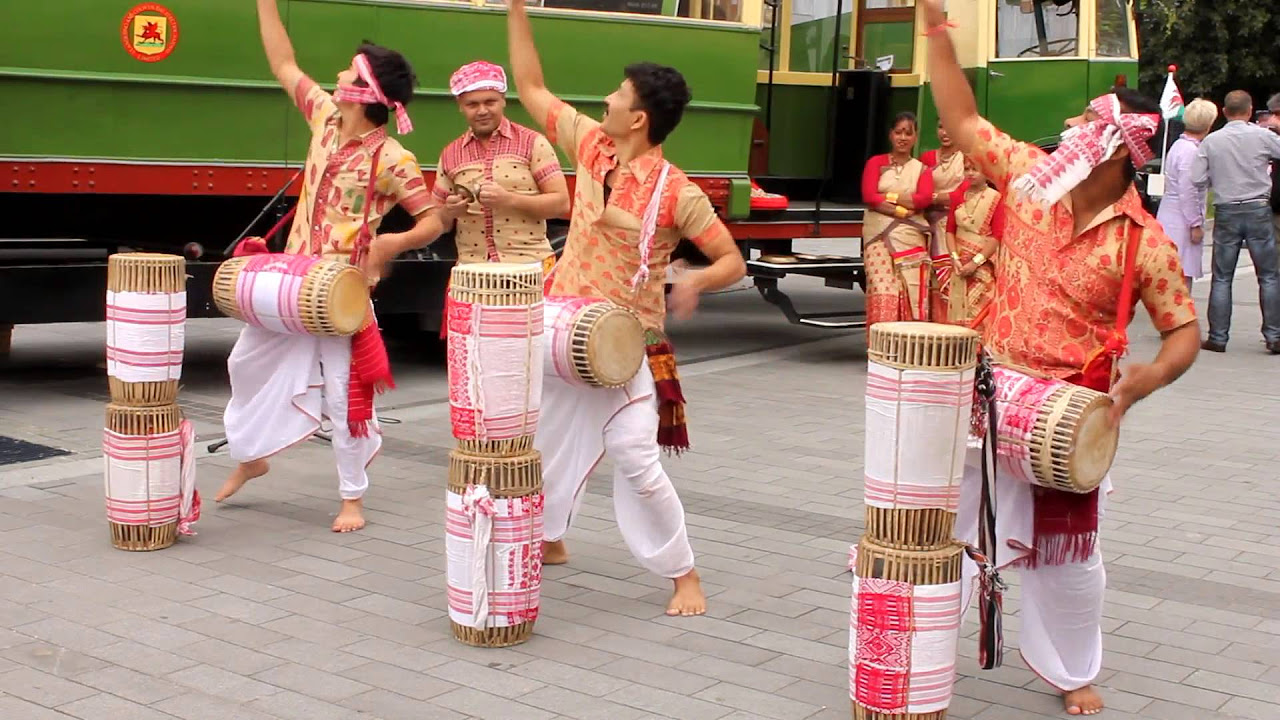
[0,241,1277,719]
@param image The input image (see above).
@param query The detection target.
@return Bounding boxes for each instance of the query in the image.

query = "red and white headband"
[334,53,414,135]
[450,61,508,97]
[1011,93,1159,206]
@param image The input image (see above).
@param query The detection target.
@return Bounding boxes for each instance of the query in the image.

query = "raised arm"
[256,0,305,96]
[922,1,983,157]
[506,0,560,133]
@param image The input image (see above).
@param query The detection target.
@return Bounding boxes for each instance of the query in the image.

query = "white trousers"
[223,326,381,499]
[533,361,695,579]
[955,446,1109,691]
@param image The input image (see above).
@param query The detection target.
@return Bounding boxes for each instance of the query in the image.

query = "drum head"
[1068,395,1119,492]
[586,309,645,386]
[327,268,371,335]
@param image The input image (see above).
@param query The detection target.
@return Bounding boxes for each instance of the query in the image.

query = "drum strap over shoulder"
[966,351,1007,670]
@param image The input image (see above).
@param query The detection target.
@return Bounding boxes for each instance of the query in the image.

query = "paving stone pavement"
[0,246,1278,719]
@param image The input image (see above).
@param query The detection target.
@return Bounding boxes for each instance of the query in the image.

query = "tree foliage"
[1136,0,1280,108]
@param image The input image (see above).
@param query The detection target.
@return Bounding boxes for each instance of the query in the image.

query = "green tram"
[0,0,1139,333]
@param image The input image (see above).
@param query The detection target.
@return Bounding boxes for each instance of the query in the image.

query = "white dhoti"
[533,361,695,579]
[223,326,381,499]
[955,446,1111,691]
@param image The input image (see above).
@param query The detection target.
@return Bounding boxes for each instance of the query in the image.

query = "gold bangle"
[973,252,987,265]
[894,206,909,218]
[885,192,899,205]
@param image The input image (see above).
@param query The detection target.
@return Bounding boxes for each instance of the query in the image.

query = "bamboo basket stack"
[444,262,547,648]
[850,322,980,719]
[103,253,191,551]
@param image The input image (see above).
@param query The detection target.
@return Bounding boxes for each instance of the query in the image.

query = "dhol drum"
[445,449,543,648]
[106,253,187,407]
[543,296,644,388]
[863,322,980,550]
[103,403,200,551]
[982,365,1118,494]
[850,538,963,720]
[213,253,369,336]
[446,262,544,457]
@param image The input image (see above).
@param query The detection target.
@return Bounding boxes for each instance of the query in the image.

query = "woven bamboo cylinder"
[867,321,980,371]
[106,253,186,406]
[864,322,978,550]
[448,263,544,457]
[851,538,963,720]
[447,449,543,648]
[1029,384,1116,494]
[104,403,182,552]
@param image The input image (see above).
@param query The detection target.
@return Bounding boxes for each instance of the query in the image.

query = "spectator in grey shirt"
[1191,90,1280,354]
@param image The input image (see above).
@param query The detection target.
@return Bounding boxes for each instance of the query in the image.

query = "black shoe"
[1201,340,1226,353]
[1267,341,1280,355]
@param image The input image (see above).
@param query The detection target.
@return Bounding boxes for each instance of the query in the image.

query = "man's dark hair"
[623,62,692,145]
[355,41,417,127]
[1112,86,1163,181]
[1223,90,1253,119]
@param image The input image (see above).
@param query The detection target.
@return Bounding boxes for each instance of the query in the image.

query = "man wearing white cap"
[433,60,570,272]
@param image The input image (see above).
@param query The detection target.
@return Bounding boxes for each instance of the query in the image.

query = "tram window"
[1095,0,1132,57]
[677,0,743,21]
[857,0,914,72]
[995,0,1078,59]
[787,0,852,73]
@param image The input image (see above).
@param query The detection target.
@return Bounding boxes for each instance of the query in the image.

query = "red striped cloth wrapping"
[542,295,602,386]
[105,291,185,383]
[972,366,1062,486]
[849,571,962,715]
[103,420,200,534]
[446,297,544,442]
[233,253,319,335]
[445,487,543,628]
[863,360,974,513]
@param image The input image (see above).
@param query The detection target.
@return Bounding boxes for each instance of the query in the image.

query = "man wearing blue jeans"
[1192,90,1280,354]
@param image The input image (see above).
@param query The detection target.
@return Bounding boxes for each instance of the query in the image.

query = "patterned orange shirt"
[971,118,1197,378]
[283,75,432,264]
[545,100,725,331]
[432,118,564,264]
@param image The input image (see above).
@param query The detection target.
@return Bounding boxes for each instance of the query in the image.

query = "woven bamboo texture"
[867,321,980,371]
[107,253,185,406]
[447,449,542,648]
[852,538,962,720]
[104,403,182,552]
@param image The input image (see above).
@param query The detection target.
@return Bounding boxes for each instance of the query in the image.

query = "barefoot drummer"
[217,0,448,533]
[923,0,1200,714]
[503,0,747,617]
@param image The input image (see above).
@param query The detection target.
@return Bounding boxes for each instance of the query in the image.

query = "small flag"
[1160,67,1184,120]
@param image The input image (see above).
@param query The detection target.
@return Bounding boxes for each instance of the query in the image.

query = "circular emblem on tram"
[121,3,180,63]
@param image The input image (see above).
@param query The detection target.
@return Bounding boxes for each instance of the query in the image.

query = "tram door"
[985,0,1088,144]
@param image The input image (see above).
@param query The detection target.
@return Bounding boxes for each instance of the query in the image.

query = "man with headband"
[921,0,1200,714]
[431,61,570,338]
[216,0,448,533]
[504,0,747,617]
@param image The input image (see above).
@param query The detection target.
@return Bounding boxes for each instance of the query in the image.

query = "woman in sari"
[935,158,1000,330]
[921,119,967,319]
[861,111,934,328]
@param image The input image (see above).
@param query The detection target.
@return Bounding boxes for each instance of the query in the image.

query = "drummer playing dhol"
[503,0,747,616]
[216,0,448,533]
[922,0,1200,715]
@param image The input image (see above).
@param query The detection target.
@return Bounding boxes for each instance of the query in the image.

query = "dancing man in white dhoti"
[216,0,447,533]
[922,0,1201,713]
[504,0,747,615]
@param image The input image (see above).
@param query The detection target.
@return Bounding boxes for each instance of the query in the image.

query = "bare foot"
[215,459,269,502]
[542,539,569,565]
[666,568,707,616]
[332,498,366,533]
[1063,686,1104,715]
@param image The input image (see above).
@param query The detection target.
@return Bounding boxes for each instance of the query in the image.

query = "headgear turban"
[450,61,508,97]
